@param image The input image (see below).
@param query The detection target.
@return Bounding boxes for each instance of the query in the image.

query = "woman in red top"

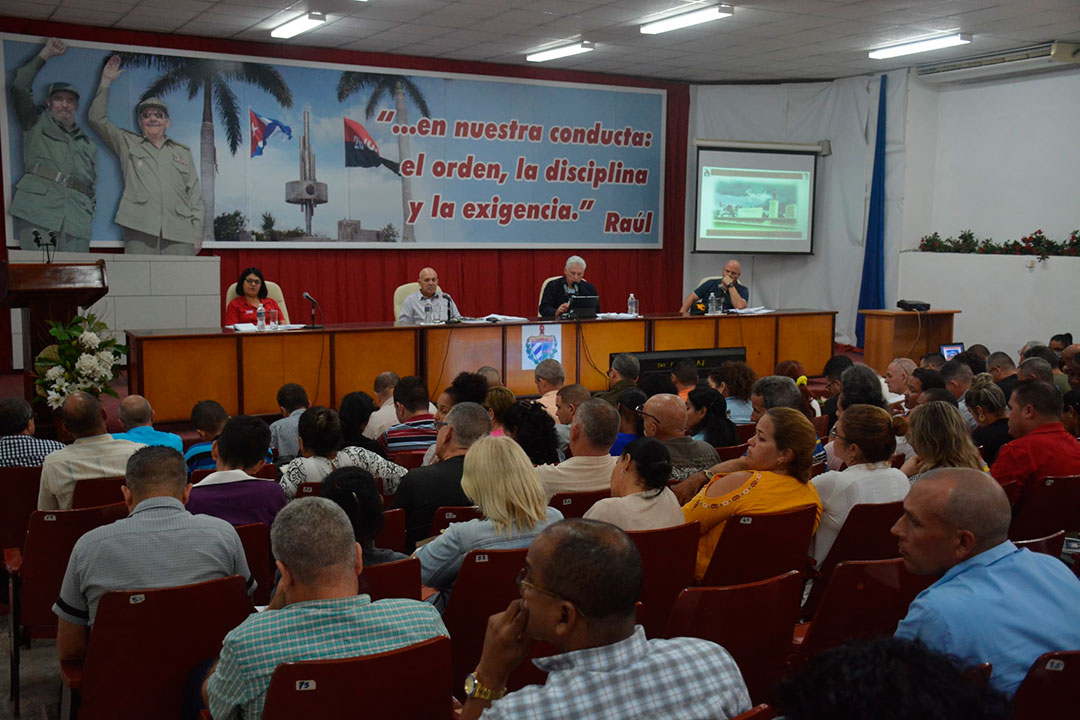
[224,266,283,326]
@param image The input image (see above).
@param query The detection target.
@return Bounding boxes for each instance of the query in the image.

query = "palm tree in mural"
[117,53,293,248]
[337,73,430,242]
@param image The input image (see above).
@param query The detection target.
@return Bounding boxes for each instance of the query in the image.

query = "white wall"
[926,67,1080,243]
[9,250,221,370]
[898,251,1079,355]
[893,66,1080,354]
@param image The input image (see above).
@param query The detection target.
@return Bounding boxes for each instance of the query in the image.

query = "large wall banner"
[1,33,666,251]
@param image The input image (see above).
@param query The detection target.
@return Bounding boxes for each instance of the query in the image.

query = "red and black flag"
[344,118,400,175]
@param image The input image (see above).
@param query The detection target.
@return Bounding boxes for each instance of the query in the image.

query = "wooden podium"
[859,309,960,375]
[2,261,109,403]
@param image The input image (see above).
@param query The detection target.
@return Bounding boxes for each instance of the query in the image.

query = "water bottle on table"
[423,302,434,324]
[627,293,638,316]
[256,303,266,331]
[707,292,718,315]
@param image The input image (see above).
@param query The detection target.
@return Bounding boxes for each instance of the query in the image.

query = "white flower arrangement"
[34,313,126,410]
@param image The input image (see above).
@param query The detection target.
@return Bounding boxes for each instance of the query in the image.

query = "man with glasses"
[535,399,618,498]
[391,401,489,551]
[459,519,750,719]
[91,55,203,254]
[641,393,719,482]
[819,355,854,431]
[594,353,639,406]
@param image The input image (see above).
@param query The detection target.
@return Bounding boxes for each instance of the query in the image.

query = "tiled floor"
[1,619,60,720]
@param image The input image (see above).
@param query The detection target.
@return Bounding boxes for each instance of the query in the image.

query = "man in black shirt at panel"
[679,260,749,315]
[539,255,599,318]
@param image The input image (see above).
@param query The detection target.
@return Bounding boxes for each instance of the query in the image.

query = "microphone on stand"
[303,291,323,329]
[441,292,459,323]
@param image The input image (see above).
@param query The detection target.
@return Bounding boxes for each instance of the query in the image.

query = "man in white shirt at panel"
[398,266,460,324]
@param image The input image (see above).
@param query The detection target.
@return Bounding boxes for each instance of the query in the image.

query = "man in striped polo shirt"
[378,375,438,454]
[203,497,447,718]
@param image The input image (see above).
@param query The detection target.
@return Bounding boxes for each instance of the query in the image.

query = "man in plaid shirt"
[202,497,447,719]
[0,397,63,467]
[460,519,751,719]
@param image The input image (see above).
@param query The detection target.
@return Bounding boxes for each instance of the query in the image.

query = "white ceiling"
[5,0,1080,82]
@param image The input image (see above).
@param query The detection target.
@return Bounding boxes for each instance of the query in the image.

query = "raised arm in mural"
[114,52,293,248]
[89,55,203,255]
[9,38,97,252]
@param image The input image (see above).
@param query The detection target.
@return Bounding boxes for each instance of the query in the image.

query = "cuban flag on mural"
[344,118,400,175]
[250,109,292,158]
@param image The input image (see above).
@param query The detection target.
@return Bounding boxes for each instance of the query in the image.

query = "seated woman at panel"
[810,404,910,567]
[279,407,406,499]
[338,391,387,458]
[965,373,1011,465]
[224,266,284,326]
[483,386,516,438]
[414,435,563,611]
[322,467,407,567]
[611,388,647,457]
[683,407,822,581]
[708,361,757,425]
[686,387,738,448]
[585,437,684,531]
[503,400,560,465]
[900,401,985,483]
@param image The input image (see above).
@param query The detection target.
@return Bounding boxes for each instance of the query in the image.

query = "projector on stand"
[897,299,931,312]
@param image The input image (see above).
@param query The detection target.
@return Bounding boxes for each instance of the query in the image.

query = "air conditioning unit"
[916,43,1080,84]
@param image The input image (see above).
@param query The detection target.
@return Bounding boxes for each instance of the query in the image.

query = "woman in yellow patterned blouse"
[683,406,823,580]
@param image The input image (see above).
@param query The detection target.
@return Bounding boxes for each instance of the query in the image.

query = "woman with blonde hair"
[965,373,1011,465]
[414,435,563,610]
[810,404,910,567]
[683,407,823,581]
[900,401,985,482]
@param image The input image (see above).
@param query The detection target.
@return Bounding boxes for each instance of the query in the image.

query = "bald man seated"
[39,391,144,510]
[111,394,183,452]
[679,260,748,315]
[642,393,720,481]
[893,467,1080,697]
[398,266,460,324]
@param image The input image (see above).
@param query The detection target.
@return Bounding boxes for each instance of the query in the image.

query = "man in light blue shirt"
[111,395,183,452]
[893,467,1080,697]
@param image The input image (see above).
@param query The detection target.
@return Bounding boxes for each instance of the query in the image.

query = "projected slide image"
[699,168,810,239]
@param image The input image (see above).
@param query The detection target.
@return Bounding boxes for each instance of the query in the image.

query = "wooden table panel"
[140,337,238,422]
[578,320,647,391]
[860,310,958,375]
[334,329,418,401]
[777,314,834,376]
[505,322,578,397]
[718,316,776,378]
[426,325,503,398]
[240,333,332,415]
[652,318,715,351]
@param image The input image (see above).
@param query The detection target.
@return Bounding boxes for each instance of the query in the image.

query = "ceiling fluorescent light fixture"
[869,33,971,59]
[640,4,733,35]
[526,41,595,63]
[271,12,326,39]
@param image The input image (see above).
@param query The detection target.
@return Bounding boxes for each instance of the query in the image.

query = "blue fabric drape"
[855,75,887,348]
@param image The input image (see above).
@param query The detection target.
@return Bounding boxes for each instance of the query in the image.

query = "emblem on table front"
[525,325,559,365]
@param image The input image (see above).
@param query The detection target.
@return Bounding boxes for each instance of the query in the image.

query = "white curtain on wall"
[684,70,908,346]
